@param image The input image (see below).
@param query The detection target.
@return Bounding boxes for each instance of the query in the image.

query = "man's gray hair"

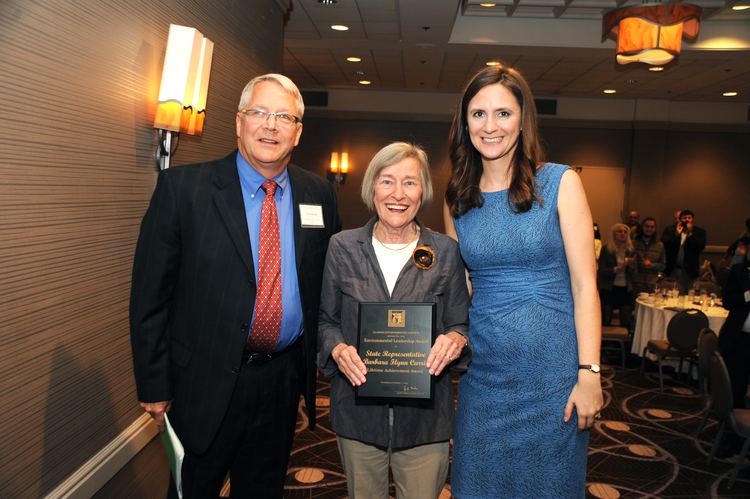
[238,73,304,119]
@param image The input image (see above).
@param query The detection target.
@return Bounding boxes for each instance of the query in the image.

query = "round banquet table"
[631,296,729,359]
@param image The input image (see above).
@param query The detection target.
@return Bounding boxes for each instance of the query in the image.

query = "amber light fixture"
[154,24,214,169]
[327,152,349,188]
[602,3,702,66]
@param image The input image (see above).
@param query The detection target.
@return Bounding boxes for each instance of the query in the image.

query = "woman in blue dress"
[443,64,604,498]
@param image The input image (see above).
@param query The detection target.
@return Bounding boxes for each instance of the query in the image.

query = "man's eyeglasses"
[239,108,301,127]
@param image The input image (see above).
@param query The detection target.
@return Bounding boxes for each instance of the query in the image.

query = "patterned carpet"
[282,359,750,498]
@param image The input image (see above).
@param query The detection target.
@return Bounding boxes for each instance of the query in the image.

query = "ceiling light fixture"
[346,56,362,62]
[603,89,617,94]
[731,5,749,10]
[723,91,738,97]
[485,61,500,66]
[648,66,665,72]
[358,80,371,85]
[602,3,702,65]
[330,24,349,31]
[318,0,337,4]
[479,2,497,6]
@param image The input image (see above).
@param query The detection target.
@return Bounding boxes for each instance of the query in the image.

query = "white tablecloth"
[631,297,729,357]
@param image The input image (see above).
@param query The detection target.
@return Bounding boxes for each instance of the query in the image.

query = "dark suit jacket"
[130,151,340,454]
[662,226,706,278]
[718,262,750,353]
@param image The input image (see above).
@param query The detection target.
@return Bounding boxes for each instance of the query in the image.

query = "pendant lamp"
[602,3,702,66]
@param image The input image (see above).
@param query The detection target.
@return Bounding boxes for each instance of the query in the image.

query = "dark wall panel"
[296,118,452,232]
[295,117,749,246]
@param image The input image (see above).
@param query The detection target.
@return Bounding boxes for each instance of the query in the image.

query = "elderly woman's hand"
[426,331,468,376]
[331,343,368,386]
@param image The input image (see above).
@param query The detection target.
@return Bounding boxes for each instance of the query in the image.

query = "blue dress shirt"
[237,152,303,351]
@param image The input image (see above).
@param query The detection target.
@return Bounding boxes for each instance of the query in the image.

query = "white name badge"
[299,204,325,228]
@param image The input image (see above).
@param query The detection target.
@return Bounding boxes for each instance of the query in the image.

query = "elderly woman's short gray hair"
[238,73,305,119]
[360,142,433,212]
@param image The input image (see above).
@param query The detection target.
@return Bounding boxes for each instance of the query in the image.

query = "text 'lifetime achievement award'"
[356,302,436,401]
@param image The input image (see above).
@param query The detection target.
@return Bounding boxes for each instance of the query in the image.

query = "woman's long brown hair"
[446,64,545,218]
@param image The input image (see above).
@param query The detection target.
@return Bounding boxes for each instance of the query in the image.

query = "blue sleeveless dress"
[451,164,588,498]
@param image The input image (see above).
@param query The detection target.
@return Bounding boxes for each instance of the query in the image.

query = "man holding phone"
[663,209,707,293]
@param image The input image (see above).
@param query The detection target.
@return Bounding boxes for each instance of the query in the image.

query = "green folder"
[160,413,184,498]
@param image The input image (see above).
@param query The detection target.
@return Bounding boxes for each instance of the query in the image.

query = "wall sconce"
[327,151,349,188]
[154,24,214,170]
[602,3,702,66]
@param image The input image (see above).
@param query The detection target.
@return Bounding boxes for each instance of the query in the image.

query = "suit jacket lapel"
[288,165,308,270]
[211,152,254,277]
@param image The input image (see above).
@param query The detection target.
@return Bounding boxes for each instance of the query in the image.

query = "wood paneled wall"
[0,0,285,496]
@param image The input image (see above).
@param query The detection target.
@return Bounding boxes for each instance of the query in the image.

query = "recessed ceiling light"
[346,56,361,62]
[480,2,497,6]
[723,91,738,97]
[485,61,500,66]
[330,24,349,31]
[731,5,750,10]
[603,89,617,94]
[358,80,371,85]
[648,66,665,72]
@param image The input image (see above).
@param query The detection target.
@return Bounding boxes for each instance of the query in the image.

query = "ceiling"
[282,0,750,102]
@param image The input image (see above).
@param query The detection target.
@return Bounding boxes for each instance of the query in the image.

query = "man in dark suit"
[718,238,750,409]
[130,73,340,498]
[662,209,706,293]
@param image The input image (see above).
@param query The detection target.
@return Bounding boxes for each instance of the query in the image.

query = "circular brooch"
[413,245,435,270]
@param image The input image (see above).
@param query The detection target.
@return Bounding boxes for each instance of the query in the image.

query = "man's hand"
[140,400,171,432]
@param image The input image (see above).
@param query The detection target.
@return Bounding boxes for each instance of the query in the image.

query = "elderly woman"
[598,223,636,329]
[318,142,470,499]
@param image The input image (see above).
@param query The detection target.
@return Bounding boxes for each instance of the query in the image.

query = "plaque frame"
[355,302,436,401]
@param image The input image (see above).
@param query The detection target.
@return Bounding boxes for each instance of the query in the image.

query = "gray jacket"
[318,217,470,449]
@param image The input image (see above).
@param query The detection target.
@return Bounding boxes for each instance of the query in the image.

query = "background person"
[661,209,682,244]
[594,222,602,262]
[598,223,636,330]
[626,209,641,240]
[444,64,602,498]
[663,209,707,294]
[130,74,340,498]
[718,237,750,410]
[318,142,470,499]
[632,217,666,295]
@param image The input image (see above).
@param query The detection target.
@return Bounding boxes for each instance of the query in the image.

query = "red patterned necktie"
[247,180,282,353]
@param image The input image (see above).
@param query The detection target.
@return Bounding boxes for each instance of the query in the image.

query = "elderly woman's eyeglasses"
[239,108,301,127]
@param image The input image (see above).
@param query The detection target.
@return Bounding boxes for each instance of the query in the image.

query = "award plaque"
[356,302,436,401]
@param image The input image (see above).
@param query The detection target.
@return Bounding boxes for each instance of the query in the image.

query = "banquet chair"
[641,308,708,391]
[601,325,630,368]
[695,328,718,438]
[705,351,750,489]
